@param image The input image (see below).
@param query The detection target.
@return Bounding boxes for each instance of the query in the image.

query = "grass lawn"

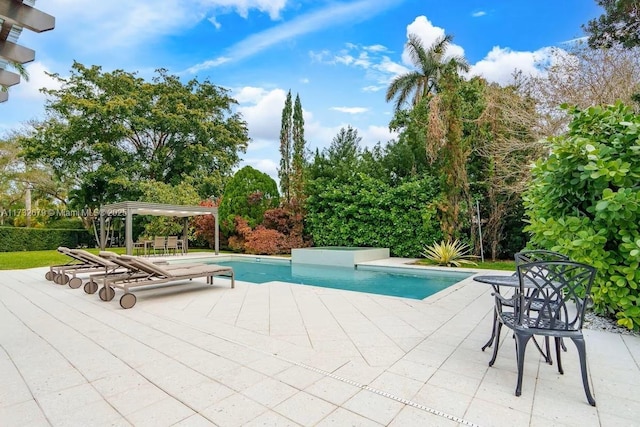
[0,248,515,271]
[414,258,515,271]
[0,248,218,270]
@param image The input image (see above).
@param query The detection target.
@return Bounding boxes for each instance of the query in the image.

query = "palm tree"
[385,34,469,111]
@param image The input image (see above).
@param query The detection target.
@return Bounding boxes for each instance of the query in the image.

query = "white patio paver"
[0,257,639,427]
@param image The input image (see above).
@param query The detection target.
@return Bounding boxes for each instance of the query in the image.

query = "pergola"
[99,201,219,255]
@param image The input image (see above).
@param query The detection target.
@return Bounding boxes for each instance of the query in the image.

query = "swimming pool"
[204,258,473,300]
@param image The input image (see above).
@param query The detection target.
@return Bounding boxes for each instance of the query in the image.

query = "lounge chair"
[94,254,234,309]
[46,247,82,281]
[82,251,207,294]
[47,247,120,288]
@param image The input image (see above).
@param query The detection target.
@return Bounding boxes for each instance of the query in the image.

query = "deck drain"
[278,356,482,427]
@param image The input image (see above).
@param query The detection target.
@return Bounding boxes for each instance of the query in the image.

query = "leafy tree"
[139,179,201,236]
[386,33,474,241]
[279,90,293,202]
[523,103,640,330]
[520,43,640,136]
[309,126,362,183]
[291,94,307,206]
[0,132,70,226]
[278,90,307,207]
[218,166,279,235]
[385,34,469,111]
[584,0,640,48]
[20,62,249,206]
[475,82,545,260]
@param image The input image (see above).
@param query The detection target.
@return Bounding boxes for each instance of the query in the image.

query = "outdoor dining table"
[473,273,554,363]
[133,239,154,256]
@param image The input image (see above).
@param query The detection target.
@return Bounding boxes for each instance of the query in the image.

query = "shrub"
[218,166,279,235]
[421,239,478,267]
[0,226,94,252]
[305,175,442,257]
[244,226,285,255]
[523,103,640,330]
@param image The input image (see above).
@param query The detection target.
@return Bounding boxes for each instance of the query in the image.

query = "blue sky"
[2,0,602,183]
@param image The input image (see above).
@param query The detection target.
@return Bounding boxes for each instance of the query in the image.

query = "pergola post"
[183,217,189,254]
[99,208,106,250]
[214,212,219,255]
[125,208,133,255]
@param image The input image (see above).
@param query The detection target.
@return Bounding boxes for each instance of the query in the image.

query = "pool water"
[208,259,472,300]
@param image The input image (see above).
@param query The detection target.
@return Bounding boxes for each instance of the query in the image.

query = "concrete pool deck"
[1,254,639,426]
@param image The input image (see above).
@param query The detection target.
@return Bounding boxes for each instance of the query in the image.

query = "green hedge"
[305,175,443,257]
[0,227,95,252]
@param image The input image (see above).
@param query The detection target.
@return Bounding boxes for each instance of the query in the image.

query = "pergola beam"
[0,67,19,86]
[0,40,34,64]
[0,1,54,33]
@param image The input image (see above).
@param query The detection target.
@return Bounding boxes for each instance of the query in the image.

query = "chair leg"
[489,320,502,366]
[482,311,498,351]
[514,333,532,397]
[571,336,596,406]
[555,337,564,375]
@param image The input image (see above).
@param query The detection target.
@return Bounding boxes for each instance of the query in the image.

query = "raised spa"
[291,246,390,267]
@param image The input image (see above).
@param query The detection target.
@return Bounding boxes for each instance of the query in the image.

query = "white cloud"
[335,55,355,66]
[377,56,409,75]
[240,156,279,181]
[363,85,384,92]
[186,0,404,71]
[208,16,222,29]
[402,16,466,66]
[10,61,60,101]
[309,50,332,63]
[469,46,556,85]
[331,107,369,114]
[472,11,487,17]
[360,125,397,148]
[365,44,388,52]
[43,0,288,54]
[235,87,287,140]
[203,0,288,20]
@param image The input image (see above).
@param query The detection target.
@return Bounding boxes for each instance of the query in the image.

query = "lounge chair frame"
[47,247,120,288]
[94,254,234,309]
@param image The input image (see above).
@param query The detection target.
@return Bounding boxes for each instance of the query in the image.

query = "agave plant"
[421,239,478,267]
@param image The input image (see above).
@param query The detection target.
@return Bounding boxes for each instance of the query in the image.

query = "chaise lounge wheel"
[98,286,115,302]
[45,271,53,281]
[55,273,69,285]
[119,293,136,309]
[84,280,98,294]
[68,277,82,289]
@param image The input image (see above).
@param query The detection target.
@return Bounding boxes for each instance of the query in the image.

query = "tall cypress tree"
[291,94,306,206]
[278,90,293,202]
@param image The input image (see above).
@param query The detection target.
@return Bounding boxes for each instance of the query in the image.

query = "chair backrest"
[516,260,596,332]
[120,255,172,277]
[69,249,116,267]
[166,236,178,248]
[153,236,166,249]
[514,250,569,264]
